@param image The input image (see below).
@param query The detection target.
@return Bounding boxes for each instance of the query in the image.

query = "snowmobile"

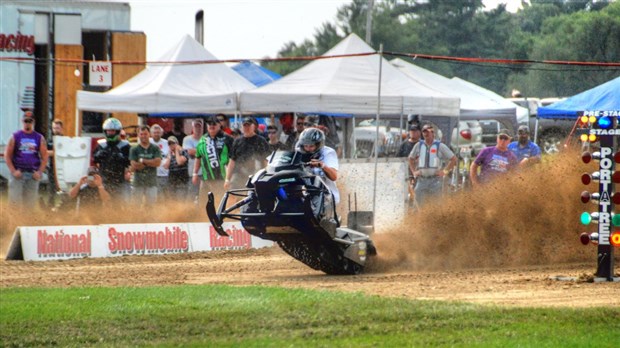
[206,150,377,275]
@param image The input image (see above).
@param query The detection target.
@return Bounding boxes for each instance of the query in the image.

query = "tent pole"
[372,44,383,229]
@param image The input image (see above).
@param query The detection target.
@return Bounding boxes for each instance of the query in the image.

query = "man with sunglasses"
[408,124,456,206]
[193,116,234,206]
[470,128,518,187]
[4,111,49,210]
[215,114,233,135]
[507,125,541,167]
[224,117,270,190]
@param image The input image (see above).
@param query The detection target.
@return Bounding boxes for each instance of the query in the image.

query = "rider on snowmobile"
[295,128,340,204]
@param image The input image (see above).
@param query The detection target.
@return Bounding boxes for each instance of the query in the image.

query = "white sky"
[129,0,521,61]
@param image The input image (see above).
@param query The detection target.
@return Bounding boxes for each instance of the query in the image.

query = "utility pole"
[365,0,374,44]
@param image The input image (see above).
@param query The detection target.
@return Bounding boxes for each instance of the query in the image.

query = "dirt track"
[1,150,618,307]
[0,247,618,308]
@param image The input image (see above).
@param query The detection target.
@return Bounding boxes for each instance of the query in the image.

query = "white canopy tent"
[76,35,255,114]
[239,33,460,117]
[391,58,525,130]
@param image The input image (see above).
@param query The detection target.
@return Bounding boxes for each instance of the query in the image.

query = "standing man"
[4,111,49,210]
[397,124,422,205]
[183,118,204,204]
[149,124,169,199]
[408,124,457,206]
[508,125,541,167]
[45,118,64,208]
[470,128,519,187]
[193,116,233,206]
[93,117,131,201]
[224,117,270,190]
[129,126,162,207]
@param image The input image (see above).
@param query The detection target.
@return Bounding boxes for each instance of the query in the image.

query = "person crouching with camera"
[69,166,111,212]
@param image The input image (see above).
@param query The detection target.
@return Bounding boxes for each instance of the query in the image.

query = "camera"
[87,175,94,182]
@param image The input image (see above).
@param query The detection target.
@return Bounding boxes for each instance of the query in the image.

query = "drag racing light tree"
[578,111,619,281]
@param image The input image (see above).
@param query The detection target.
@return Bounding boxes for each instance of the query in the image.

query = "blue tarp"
[537,76,620,119]
[232,61,281,87]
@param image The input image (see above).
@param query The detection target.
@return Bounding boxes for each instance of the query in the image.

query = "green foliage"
[262,0,619,98]
[1,285,619,347]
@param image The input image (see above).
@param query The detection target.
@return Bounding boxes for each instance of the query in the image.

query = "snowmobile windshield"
[267,150,302,172]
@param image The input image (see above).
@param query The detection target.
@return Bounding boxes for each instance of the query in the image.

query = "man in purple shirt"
[470,128,518,187]
[4,111,49,209]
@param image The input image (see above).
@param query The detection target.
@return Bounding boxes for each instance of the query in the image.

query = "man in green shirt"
[129,126,162,207]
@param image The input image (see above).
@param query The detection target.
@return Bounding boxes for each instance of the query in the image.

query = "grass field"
[1,285,618,347]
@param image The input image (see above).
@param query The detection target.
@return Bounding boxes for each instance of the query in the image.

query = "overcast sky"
[129,0,520,61]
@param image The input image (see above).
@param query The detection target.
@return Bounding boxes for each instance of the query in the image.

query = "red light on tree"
[582,151,592,164]
[613,171,620,184]
[581,173,592,185]
[614,151,620,163]
[611,232,620,247]
[581,191,591,203]
[613,192,620,205]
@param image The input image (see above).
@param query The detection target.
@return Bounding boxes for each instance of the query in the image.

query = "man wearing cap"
[4,111,49,210]
[398,124,422,205]
[508,125,541,167]
[470,128,519,187]
[408,124,457,206]
[193,116,234,205]
[163,136,190,200]
[68,166,111,211]
[224,117,270,190]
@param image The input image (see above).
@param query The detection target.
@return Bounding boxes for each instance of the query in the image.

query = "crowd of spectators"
[5,110,542,213]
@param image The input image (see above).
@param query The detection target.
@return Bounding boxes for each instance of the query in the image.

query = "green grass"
[1,285,618,347]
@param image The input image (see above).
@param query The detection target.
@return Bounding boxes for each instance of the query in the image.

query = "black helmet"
[102,118,123,142]
[296,128,325,155]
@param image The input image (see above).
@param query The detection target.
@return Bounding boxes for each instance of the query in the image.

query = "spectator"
[163,136,190,200]
[397,124,422,205]
[193,116,234,206]
[508,125,541,167]
[279,112,295,149]
[319,115,342,157]
[149,124,169,199]
[266,125,286,152]
[183,118,204,204]
[45,118,64,209]
[296,128,340,204]
[304,115,319,129]
[4,111,49,210]
[163,118,187,141]
[470,128,519,187]
[224,117,270,190]
[93,118,131,201]
[257,123,267,139]
[68,166,111,212]
[129,126,162,207]
[293,115,306,143]
[216,114,233,135]
[408,124,457,206]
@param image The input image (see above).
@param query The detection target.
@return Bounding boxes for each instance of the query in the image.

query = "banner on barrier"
[6,222,273,261]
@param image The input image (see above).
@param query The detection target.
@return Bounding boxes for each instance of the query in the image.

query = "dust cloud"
[1,148,616,272]
[368,148,618,273]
